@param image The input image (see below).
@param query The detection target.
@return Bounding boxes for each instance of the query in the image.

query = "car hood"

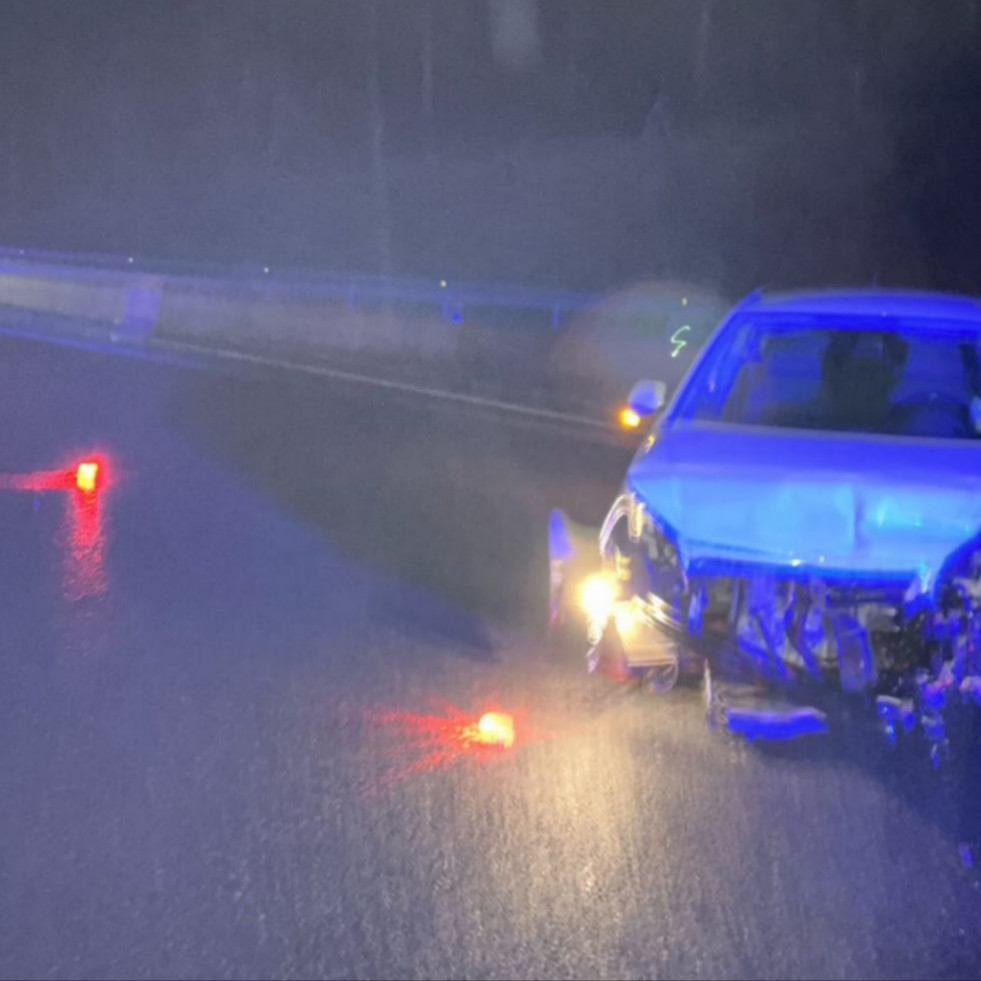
[627,421,981,578]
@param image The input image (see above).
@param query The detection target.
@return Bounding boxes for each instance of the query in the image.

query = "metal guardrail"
[0,244,606,329]
[0,244,710,332]
[0,244,725,425]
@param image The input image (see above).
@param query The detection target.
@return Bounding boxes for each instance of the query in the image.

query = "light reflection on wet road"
[0,336,980,981]
[60,487,108,603]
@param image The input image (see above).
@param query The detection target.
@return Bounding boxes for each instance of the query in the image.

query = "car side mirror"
[627,380,667,418]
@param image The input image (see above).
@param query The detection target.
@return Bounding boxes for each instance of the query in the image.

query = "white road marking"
[0,315,627,441]
[153,336,613,430]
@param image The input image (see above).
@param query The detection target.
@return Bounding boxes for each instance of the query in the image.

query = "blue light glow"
[628,420,981,580]
[724,706,829,742]
[548,509,574,562]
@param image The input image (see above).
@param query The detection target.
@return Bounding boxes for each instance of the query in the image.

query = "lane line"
[0,317,626,439]
[152,336,613,430]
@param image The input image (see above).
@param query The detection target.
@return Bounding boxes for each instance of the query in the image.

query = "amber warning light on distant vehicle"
[619,407,642,429]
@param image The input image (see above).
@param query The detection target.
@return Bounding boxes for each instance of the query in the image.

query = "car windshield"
[676,315,981,439]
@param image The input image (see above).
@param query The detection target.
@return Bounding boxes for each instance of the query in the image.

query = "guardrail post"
[551,303,561,329]
[110,282,161,343]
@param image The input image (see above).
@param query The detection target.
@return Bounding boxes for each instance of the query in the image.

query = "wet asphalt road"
[2,335,981,981]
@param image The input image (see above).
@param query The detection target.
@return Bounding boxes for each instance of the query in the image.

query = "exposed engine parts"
[587,494,981,758]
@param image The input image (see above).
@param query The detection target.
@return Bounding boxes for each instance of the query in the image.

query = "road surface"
[1,334,980,981]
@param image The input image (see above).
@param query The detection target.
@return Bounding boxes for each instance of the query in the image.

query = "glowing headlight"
[614,602,639,639]
[580,574,617,624]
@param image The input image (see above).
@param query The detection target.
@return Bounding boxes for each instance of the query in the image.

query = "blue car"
[550,288,981,749]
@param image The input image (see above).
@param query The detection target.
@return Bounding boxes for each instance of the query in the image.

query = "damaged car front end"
[550,289,981,756]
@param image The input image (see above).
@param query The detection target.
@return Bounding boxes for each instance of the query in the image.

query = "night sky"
[0,1,978,294]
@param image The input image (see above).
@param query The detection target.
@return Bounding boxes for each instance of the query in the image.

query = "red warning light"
[474,711,515,749]
[75,461,100,493]
[362,700,545,791]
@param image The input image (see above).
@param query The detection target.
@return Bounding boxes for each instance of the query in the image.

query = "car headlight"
[579,574,618,625]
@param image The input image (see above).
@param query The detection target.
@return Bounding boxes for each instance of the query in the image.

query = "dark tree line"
[0,1,979,290]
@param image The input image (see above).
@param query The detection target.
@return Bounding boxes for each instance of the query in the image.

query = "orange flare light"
[75,461,100,493]
[475,712,515,749]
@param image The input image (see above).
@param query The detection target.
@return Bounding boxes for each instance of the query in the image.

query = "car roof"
[739,288,981,327]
